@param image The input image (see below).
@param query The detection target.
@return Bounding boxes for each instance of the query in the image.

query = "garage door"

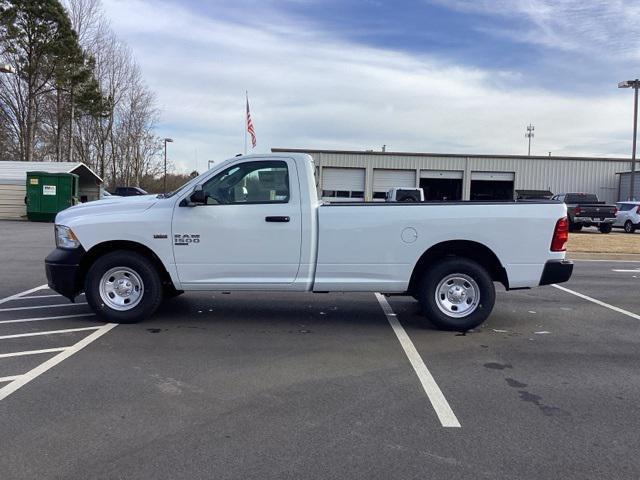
[373,169,416,200]
[322,167,365,201]
[470,171,515,201]
[471,171,515,181]
[420,170,463,179]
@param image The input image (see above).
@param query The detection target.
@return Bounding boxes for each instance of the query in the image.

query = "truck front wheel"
[599,224,612,234]
[85,250,163,323]
[417,257,495,331]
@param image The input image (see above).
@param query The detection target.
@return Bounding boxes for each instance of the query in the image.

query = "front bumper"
[539,259,573,286]
[45,247,86,300]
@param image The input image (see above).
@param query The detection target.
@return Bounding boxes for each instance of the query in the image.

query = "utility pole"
[163,138,173,193]
[619,79,640,200]
[525,124,535,156]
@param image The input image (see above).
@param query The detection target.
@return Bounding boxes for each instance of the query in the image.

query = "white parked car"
[45,153,572,331]
[614,201,640,233]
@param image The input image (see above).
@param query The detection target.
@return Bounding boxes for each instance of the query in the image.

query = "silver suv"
[614,201,640,233]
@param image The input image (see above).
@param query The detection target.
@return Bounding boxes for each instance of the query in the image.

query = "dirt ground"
[567,228,640,254]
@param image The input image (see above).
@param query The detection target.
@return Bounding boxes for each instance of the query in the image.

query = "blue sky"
[102,0,640,172]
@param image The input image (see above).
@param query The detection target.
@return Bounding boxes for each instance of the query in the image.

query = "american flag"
[246,94,256,148]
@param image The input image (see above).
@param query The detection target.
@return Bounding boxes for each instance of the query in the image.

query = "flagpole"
[244,91,248,155]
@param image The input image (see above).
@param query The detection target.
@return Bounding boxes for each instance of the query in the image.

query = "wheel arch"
[79,240,175,291]
[408,240,508,294]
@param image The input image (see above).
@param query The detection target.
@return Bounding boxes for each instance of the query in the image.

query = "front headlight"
[55,225,80,249]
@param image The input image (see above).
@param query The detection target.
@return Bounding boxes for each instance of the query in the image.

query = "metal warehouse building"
[0,161,102,220]
[272,148,633,203]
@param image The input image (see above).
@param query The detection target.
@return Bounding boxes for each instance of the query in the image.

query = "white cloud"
[103,0,634,173]
[429,0,640,59]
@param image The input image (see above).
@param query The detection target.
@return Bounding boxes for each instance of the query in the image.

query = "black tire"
[416,257,495,331]
[85,250,163,323]
[569,222,582,232]
[624,221,636,234]
[599,224,612,234]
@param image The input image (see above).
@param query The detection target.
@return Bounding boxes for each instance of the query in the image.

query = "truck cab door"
[172,159,302,287]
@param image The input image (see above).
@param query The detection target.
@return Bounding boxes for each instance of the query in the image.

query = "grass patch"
[567,229,640,254]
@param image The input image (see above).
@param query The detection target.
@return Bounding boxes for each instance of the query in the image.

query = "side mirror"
[189,185,206,205]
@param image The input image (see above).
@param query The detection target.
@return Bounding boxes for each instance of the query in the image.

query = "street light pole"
[163,138,173,193]
[619,79,640,201]
[632,85,639,201]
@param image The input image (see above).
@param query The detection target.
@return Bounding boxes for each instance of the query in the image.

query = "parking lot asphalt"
[0,220,639,479]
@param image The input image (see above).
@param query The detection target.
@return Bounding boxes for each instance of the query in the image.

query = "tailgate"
[579,205,616,218]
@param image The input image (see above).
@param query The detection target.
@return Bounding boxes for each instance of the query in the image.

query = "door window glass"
[202,161,289,204]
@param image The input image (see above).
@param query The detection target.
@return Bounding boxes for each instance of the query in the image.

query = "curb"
[568,252,640,261]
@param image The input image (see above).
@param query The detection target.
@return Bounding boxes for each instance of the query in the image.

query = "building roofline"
[68,163,103,183]
[271,148,631,163]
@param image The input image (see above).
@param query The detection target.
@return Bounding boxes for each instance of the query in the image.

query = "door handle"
[265,216,290,222]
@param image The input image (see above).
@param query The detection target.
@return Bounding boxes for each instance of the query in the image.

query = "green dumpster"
[26,172,79,222]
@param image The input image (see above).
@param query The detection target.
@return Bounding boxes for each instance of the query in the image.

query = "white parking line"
[0,302,88,313]
[552,284,640,321]
[0,347,68,359]
[0,375,21,383]
[0,323,117,401]
[0,313,95,325]
[0,284,48,306]
[13,293,85,301]
[375,293,461,428]
[10,294,61,300]
[0,326,100,340]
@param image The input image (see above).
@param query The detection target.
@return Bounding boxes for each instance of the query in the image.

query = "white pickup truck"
[45,153,573,331]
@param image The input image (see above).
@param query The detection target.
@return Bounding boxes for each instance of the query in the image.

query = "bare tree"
[1,0,162,190]
[64,0,163,188]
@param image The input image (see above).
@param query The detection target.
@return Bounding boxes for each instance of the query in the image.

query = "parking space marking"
[552,284,640,321]
[0,326,100,340]
[0,347,68,359]
[0,284,48,306]
[0,302,88,313]
[0,313,95,325]
[0,323,117,401]
[9,294,63,300]
[11,293,86,301]
[375,293,461,428]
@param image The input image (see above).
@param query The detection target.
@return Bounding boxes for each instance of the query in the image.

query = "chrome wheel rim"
[99,267,144,311]
[625,221,633,233]
[435,273,480,318]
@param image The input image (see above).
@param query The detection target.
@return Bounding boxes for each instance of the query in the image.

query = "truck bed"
[314,201,566,292]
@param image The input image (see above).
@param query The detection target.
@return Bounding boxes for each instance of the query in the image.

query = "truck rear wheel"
[416,257,495,331]
[85,250,163,323]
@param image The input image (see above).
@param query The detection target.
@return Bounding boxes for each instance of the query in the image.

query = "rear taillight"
[574,206,581,215]
[551,217,569,252]
[636,206,640,214]
[613,207,618,215]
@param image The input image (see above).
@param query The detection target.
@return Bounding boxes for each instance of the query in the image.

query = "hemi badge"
[153,234,168,239]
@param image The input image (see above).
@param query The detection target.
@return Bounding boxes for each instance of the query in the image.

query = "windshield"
[162,180,194,199]
[566,193,599,203]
